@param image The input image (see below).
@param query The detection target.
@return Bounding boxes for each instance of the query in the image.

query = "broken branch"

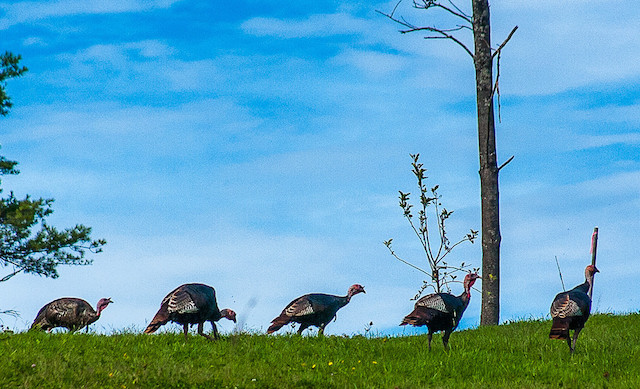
[498,155,514,171]
[492,25,518,59]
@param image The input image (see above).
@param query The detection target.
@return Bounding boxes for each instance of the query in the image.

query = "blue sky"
[1,0,639,336]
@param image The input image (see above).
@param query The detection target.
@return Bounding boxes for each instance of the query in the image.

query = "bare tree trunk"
[472,0,501,326]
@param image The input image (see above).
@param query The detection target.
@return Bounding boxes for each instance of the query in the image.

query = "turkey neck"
[96,303,107,316]
[342,291,358,305]
[580,270,595,296]
[459,281,473,305]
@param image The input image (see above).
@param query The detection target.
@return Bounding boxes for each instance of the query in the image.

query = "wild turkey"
[400,272,481,350]
[144,283,236,340]
[549,264,599,353]
[267,284,366,335]
[30,297,113,332]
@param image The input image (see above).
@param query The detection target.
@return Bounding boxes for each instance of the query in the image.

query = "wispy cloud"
[0,0,183,30]
[241,13,369,38]
[330,48,405,78]
[492,2,640,95]
[575,133,640,150]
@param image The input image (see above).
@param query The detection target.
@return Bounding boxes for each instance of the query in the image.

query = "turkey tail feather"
[400,309,432,326]
[549,318,570,339]
[144,307,170,334]
[30,307,48,331]
[267,314,290,334]
[400,315,422,326]
[400,315,417,326]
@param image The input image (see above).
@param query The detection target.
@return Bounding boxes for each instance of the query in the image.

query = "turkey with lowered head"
[31,297,113,332]
[144,283,236,340]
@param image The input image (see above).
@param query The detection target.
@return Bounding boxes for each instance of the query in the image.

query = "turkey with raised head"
[31,297,113,332]
[400,272,480,350]
[267,284,366,335]
[144,283,236,340]
[549,264,599,353]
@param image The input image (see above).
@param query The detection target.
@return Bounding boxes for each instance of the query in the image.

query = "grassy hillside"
[2,313,640,388]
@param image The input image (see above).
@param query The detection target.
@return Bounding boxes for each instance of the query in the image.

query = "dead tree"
[379,0,517,325]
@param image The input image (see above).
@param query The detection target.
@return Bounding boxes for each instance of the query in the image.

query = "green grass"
[2,313,640,388]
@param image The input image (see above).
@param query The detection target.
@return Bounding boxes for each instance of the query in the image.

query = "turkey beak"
[108,298,114,304]
[594,266,600,273]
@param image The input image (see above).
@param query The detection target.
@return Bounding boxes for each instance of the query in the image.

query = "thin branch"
[421,215,435,265]
[385,245,431,276]
[411,0,472,23]
[440,236,476,259]
[433,196,445,260]
[447,0,471,20]
[498,155,514,171]
[432,3,472,24]
[419,192,435,267]
[555,256,566,292]
[413,27,474,58]
[492,25,518,59]
[440,264,473,273]
[0,269,23,283]
[405,213,429,254]
[377,10,474,58]
[389,0,404,18]
[432,25,467,33]
[493,49,502,121]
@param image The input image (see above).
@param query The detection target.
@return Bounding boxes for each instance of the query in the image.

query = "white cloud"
[575,103,640,126]
[67,40,174,65]
[491,2,640,95]
[124,40,175,58]
[5,98,263,162]
[161,59,223,91]
[241,13,369,38]
[0,0,183,30]
[22,36,47,46]
[575,133,640,150]
[331,49,405,78]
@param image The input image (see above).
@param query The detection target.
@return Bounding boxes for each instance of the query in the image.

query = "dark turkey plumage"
[31,297,113,332]
[267,284,366,335]
[400,272,480,350]
[144,283,236,340]
[549,264,599,353]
